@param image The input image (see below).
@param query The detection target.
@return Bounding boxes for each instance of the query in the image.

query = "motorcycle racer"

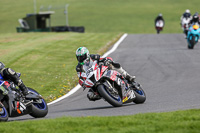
[75,47,135,101]
[180,10,192,37]
[0,62,29,96]
[155,13,165,27]
[180,9,192,23]
[189,12,200,26]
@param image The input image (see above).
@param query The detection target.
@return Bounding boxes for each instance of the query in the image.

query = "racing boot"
[117,67,135,83]
[125,73,136,83]
[87,89,101,101]
[18,83,29,96]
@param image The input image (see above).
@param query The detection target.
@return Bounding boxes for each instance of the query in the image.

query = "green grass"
[0,0,200,33]
[0,32,121,102]
[1,109,200,133]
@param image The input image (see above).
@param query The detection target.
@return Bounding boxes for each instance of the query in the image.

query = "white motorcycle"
[181,17,191,37]
[81,59,146,107]
[155,20,164,34]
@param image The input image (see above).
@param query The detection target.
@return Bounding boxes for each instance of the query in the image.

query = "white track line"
[47,33,128,105]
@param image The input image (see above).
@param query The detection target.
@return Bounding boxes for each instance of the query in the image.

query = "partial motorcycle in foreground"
[187,24,200,49]
[0,73,48,121]
[155,20,164,34]
[82,60,146,107]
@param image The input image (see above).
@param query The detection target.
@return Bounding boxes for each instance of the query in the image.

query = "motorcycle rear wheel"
[97,84,122,107]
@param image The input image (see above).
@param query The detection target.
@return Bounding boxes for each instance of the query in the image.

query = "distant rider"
[155,13,165,27]
[180,9,192,23]
[75,47,135,101]
[189,12,200,26]
[0,62,29,96]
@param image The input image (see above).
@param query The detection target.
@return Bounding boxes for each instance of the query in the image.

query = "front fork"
[103,79,136,103]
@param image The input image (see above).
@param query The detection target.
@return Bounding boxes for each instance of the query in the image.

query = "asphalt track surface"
[10,34,200,121]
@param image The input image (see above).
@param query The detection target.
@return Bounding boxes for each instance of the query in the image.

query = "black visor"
[76,53,87,63]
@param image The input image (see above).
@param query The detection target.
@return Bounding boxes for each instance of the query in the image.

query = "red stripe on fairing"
[110,74,117,81]
[85,80,94,88]
[4,81,10,88]
[85,85,92,88]
[106,57,113,61]
[96,68,100,80]
[110,71,118,81]
[86,80,93,86]
[79,79,84,85]
[94,63,98,70]
[100,66,108,77]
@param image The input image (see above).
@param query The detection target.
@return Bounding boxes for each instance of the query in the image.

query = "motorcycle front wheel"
[0,102,8,122]
[133,85,146,104]
[28,88,48,118]
[188,36,195,49]
[97,84,122,107]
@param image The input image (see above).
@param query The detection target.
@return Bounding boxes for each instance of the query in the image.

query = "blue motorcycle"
[0,73,48,121]
[187,24,200,49]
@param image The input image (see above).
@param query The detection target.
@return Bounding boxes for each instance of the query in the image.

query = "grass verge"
[1,109,200,133]
[0,32,120,102]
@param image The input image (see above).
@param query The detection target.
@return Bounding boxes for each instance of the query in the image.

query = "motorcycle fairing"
[84,78,94,88]
[156,20,164,27]
[82,61,109,88]
[187,25,200,47]
[181,17,190,30]
[0,80,32,117]
[122,90,135,103]
[0,74,3,80]
[102,69,135,102]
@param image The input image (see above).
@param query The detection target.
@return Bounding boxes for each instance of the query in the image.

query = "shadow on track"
[50,103,136,113]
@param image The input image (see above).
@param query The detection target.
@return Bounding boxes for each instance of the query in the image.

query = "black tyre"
[133,86,146,104]
[0,103,8,122]
[188,36,195,49]
[28,88,48,118]
[97,84,122,107]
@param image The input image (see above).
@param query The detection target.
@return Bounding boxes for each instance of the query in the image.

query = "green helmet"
[76,47,90,65]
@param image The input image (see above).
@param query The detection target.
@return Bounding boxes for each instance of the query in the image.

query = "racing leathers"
[189,19,200,26]
[180,12,192,23]
[189,13,200,26]
[155,16,165,27]
[76,54,135,101]
[0,62,29,96]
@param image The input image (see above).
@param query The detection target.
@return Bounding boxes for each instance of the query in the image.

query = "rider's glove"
[104,59,112,66]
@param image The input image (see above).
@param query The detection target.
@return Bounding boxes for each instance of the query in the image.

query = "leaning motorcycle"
[0,73,48,121]
[155,20,164,34]
[187,24,200,49]
[81,60,146,107]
